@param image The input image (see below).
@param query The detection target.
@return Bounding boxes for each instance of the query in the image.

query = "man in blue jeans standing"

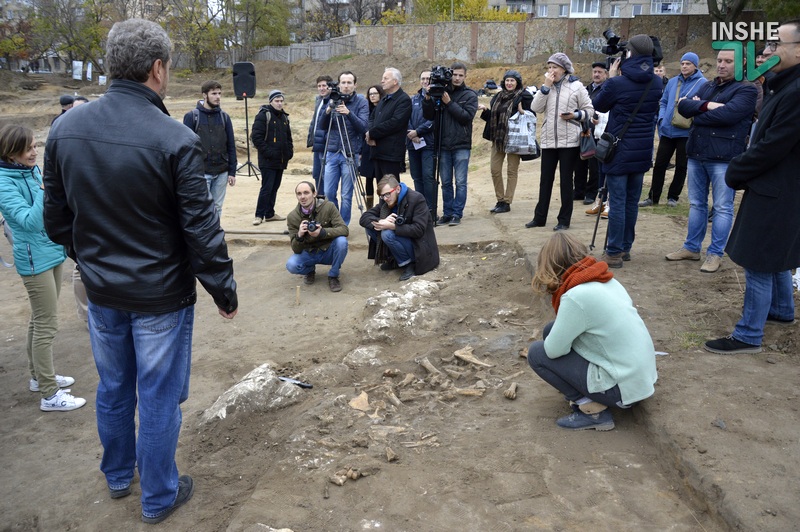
[666,48,757,273]
[422,62,478,226]
[44,19,238,524]
[407,70,436,215]
[318,71,369,226]
[704,20,800,354]
[592,35,661,268]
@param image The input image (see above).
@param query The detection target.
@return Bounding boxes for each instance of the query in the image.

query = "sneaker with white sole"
[665,247,701,261]
[29,374,75,392]
[40,388,87,412]
[700,254,722,273]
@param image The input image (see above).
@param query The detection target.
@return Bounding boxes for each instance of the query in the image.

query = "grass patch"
[676,331,706,350]
[329,54,354,62]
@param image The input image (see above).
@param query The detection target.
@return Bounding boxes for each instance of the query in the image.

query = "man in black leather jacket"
[43,19,237,525]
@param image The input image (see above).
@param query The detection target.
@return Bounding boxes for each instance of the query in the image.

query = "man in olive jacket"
[704,20,800,354]
[286,181,349,292]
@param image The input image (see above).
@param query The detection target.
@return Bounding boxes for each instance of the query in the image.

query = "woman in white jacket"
[525,53,593,231]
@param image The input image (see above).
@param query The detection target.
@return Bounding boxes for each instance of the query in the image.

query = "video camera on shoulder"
[428,65,453,100]
[602,29,663,69]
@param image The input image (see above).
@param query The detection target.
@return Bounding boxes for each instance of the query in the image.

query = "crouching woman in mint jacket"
[526,232,657,430]
[0,125,85,412]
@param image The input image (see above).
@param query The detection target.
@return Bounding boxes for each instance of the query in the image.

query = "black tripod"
[318,104,367,222]
[236,93,260,180]
[589,184,608,252]
[430,97,445,225]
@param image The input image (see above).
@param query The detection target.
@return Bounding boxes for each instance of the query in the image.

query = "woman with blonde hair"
[0,124,85,411]
[527,232,657,430]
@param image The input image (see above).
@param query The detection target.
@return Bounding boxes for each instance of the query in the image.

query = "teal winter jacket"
[0,162,66,275]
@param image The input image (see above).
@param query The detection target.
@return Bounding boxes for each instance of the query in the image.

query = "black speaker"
[232,62,256,99]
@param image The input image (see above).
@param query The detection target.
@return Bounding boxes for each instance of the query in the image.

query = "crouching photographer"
[360,175,440,282]
[592,34,661,268]
[286,181,349,292]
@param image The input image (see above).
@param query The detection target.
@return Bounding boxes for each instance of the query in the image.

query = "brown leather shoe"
[264,214,285,222]
[328,276,342,292]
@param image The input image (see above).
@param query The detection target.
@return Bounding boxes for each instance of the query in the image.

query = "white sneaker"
[40,389,86,412]
[29,374,75,392]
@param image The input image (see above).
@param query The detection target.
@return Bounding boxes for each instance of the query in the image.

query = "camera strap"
[615,76,655,142]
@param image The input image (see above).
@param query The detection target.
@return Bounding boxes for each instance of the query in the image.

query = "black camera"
[428,65,453,100]
[602,29,663,69]
[306,220,318,232]
[394,214,405,226]
[327,80,341,103]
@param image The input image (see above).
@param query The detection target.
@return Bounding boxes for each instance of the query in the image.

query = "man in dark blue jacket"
[366,67,412,179]
[307,75,332,191]
[666,49,758,274]
[182,80,237,214]
[422,62,478,226]
[704,20,800,354]
[592,35,661,268]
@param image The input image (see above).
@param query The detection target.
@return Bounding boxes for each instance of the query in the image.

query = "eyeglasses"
[379,188,396,200]
[766,40,800,51]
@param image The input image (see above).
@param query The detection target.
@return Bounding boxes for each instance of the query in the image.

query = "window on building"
[537,4,547,16]
[651,0,683,13]
[570,0,599,15]
[559,4,568,17]
[610,4,620,17]
[632,4,643,15]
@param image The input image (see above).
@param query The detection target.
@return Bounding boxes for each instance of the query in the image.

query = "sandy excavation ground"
[1,50,799,531]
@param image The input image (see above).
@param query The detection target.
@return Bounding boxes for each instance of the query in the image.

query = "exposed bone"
[385,389,403,407]
[329,473,347,486]
[398,373,416,387]
[417,357,443,375]
[443,368,467,380]
[386,446,398,462]
[504,382,518,400]
[454,346,494,368]
[383,368,401,378]
[504,370,525,380]
[347,468,360,480]
[454,387,485,397]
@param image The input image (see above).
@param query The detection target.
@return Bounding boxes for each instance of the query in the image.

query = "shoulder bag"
[595,77,655,164]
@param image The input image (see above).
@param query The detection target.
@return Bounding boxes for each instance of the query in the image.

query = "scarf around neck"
[489,89,522,149]
[551,256,613,313]
[374,183,409,265]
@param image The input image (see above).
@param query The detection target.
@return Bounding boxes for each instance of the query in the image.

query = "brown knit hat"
[627,35,654,57]
[547,53,574,74]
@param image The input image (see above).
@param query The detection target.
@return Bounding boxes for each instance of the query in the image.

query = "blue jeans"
[88,302,194,519]
[323,151,357,225]
[438,148,470,218]
[408,148,436,212]
[312,151,324,192]
[285,236,348,278]
[732,269,795,345]
[365,226,415,267]
[605,172,644,255]
[204,171,228,213]
[527,322,623,406]
[684,159,734,256]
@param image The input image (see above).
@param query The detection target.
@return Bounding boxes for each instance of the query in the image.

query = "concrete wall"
[356,13,764,64]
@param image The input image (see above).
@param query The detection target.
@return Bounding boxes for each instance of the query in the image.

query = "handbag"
[670,80,693,129]
[504,110,539,157]
[595,77,655,164]
[579,125,596,160]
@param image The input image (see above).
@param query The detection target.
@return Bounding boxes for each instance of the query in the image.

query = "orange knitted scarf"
[551,256,614,313]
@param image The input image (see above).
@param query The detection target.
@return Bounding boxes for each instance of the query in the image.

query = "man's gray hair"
[385,67,402,86]
[106,19,171,82]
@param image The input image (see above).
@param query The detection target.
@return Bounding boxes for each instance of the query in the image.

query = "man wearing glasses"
[705,19,800,354]
[359,175,439,282]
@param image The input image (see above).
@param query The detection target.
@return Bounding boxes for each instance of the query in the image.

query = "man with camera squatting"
[286,180,349,292]
[592,34,662,268]
[422,62,479,227]
[359,175,439,282]
[317,71,369,226]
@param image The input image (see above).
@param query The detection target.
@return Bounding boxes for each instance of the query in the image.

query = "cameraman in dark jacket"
[593,35,661,268]
[252,89,294,225]
[422,62,478,226]
[666,49,758,274]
